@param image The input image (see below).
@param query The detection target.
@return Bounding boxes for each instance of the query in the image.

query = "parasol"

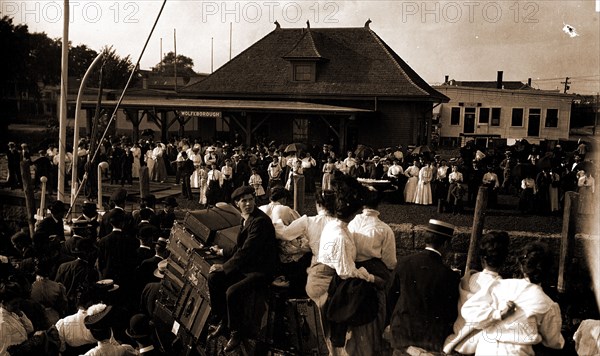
[411,145,432,156]
[354,145,374,160]
[284,142,307,153]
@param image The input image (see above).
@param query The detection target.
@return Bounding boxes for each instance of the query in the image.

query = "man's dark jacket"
[222,208,278,277]
[387,250,459,352]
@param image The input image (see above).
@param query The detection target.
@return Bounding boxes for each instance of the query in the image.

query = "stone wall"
[390,223,597,291]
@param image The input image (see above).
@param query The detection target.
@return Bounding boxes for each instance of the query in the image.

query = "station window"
[479,108,490,124]
[545,109,558,127]
[511,108,524,127]
[450,107,461,125]
[491,108,501,126]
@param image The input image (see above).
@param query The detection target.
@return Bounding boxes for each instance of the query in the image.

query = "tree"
[70,44,98,79]
[153,51,196,78]
[88,46,136,89]
[0,16,30,121]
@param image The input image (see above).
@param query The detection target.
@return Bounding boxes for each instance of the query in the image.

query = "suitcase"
[184,249,223,299]
[213,225,240,252]
[175,282,212,342]
[168,222,204,269]
[183,204,241,244]
[279,298,328,356]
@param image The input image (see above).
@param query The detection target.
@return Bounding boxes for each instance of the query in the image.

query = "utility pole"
[174,28,177,93]
[561,77,571,93]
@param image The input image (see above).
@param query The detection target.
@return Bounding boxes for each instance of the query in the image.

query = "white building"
[433,73,574,148]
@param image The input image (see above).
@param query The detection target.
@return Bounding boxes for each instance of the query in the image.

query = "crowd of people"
[0,135,596,355]
[5,136,595,217]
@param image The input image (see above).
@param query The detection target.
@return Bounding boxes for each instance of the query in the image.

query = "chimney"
[444,75,449,84]
[496,71,503,89]
[527,78,532,86]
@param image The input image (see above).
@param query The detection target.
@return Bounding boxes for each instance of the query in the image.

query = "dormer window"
[293,62,315,82]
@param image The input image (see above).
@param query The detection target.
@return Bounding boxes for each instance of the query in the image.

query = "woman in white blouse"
[461,242,564,355]
[309,172,385,355]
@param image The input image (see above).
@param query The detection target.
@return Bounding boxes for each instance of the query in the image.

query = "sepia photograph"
[0,1,599,355]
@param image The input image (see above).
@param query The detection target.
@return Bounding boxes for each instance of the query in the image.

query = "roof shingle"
[183,25,446,101]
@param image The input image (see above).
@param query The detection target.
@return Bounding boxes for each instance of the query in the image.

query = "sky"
[4,0,600,94]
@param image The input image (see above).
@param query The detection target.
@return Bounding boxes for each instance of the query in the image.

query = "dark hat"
[49,200,67,214]
[231,185,255,201]
[95,279,119,293]
[154,259,168,279]
[0,281,25,302]
[423,219,455,239]
[141,194,156,205]
[138,224,157,239]
[126,314,152,339]
[110,188,127,203]
[72,237,96,255]
[156,237,168,249]
[82,200,96,209]
[164,197,178,207]
[84,305,114,330]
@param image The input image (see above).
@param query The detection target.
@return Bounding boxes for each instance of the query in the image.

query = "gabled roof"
[183,25,447,101]
[444,80,533,90]
[283,28,325,60]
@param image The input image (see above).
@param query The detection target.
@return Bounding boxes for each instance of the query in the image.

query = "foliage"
[153,51,197,77]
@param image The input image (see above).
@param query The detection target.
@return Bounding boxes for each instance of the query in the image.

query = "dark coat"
[387,250,459,352]
[222,208,278,277]
[54,258,98,312]
[35,215,65,242]
[96,229,139,282]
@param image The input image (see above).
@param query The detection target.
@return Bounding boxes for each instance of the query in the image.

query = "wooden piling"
[20,161,36,237]
[464,186,488,276]
[558,191,579,293]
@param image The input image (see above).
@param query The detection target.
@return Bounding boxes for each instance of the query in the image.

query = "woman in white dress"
[145,144,156,180]
[189,147,203,188]
[197,162,208,205]
[461,242,564,355]
[403,160,420,204]
[415,161,433,205]
[131,143,141,179]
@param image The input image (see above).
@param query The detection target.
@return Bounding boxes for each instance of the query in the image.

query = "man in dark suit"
[207,185,278,352]
[35,200,67,244]
[99,188,133,238]
[368,156,385,179]
[96,209,139,284]
[386,219,460,354]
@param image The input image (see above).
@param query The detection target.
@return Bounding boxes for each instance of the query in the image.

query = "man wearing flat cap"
[207,185,278,352]
[386,219,460,355]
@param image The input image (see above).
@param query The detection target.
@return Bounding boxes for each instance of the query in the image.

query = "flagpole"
[58,0,70,202]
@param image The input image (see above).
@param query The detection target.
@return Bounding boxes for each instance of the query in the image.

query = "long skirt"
[549,186,560,212]
[206,180,222,206]
[198,180,208,205]
[403,177,418,203]
[415,181,432,205]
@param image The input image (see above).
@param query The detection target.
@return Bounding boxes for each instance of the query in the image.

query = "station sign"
[178,111,222,118]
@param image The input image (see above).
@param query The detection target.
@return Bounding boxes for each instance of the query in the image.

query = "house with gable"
[181,21,448,151]
[433,72,574,148]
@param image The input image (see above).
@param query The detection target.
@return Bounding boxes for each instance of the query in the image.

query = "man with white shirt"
[301,152,317,192]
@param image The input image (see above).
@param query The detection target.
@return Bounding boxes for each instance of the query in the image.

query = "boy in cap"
[207,185,278,352]
[387,219,460,354]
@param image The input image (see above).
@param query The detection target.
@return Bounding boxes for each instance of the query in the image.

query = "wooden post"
[293,174,305,215]
[139,165,150,199]
[464,186,488,276]
[97,162,109,211]
[20,161,36,237]
[558,191,579,293]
